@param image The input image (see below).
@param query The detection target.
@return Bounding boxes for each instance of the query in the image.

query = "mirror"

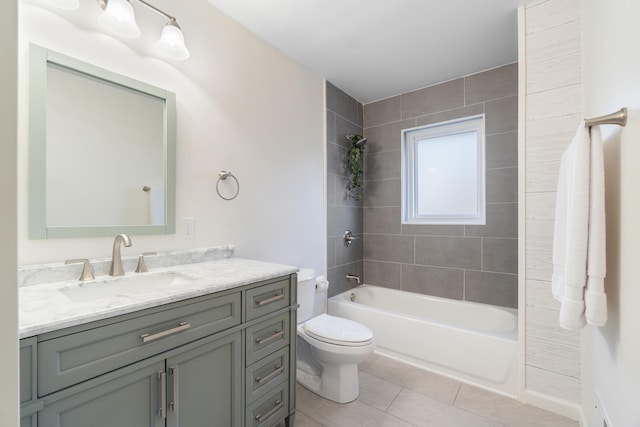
[29,44,176,239]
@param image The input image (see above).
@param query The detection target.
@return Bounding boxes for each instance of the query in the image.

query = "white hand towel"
[149,188,165,225]
[552,122,590,330]
[552,121,607,330]
[585,126,607,326]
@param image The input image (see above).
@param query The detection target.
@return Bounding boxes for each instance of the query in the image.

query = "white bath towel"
[552,121,607,330]
[584,126,607,326]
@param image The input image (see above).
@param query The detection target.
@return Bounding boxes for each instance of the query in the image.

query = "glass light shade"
[155,21,190,60]
[99,0,141,38]
[42,0,80,10]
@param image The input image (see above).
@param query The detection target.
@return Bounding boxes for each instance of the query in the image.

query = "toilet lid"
[303,314,373,346]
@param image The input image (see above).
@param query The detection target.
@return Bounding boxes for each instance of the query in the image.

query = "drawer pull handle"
[255,329,283,345]
[255,365,283,384]
[256,293,284,306]
[141,322,191,343]
[255,399,283,423]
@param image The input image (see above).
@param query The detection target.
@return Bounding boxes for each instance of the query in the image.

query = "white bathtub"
[327,285,518,396]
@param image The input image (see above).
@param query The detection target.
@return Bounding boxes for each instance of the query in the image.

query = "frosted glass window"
[402,115,485,224]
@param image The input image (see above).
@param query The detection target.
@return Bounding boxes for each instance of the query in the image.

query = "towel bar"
[585,108,627,127]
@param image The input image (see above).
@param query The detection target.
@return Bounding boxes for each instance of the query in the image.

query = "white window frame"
[401,115,486,225]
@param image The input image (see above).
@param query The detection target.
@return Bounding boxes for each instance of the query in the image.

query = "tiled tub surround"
[18,245,297,337]
[326,82,365,297]
[328,285,518,395]
[362,63,519,309]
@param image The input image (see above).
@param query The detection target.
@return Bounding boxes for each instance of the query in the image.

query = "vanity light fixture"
[97,0,190,60]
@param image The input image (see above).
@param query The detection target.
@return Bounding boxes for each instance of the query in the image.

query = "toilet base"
[296,362,360,404]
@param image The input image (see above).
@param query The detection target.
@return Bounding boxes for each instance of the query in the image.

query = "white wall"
[0,0,19,423]
[18,0,325,275]
[582,1,640,425]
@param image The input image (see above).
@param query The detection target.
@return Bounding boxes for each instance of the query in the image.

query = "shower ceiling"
[206,0,525,104]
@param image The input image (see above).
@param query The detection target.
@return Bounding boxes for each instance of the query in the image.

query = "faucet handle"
[135,252,157,273]
[65,259,95,281]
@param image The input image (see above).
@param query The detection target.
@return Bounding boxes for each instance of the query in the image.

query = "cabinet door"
[166,331,242,427]
[38,359,165,427]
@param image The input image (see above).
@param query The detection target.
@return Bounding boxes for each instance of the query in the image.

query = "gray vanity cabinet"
[19,273,297,427]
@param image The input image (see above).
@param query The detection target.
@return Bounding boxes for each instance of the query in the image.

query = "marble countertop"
[19,257,298,339]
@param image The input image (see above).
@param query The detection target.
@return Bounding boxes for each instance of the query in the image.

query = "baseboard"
[522,389,585,424]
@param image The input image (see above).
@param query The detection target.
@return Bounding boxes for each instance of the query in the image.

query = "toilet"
[296,268,374,403]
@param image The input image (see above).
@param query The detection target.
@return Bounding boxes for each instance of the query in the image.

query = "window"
[402,115,485,225]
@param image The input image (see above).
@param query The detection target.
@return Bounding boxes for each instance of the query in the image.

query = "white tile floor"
[286,354,579,427]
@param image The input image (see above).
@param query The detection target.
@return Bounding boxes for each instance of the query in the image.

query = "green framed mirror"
[29,44,176,239]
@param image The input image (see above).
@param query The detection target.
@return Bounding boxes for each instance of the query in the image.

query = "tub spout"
[346,274,360,284]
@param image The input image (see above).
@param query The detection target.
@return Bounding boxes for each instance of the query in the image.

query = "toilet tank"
[297,268,316,323]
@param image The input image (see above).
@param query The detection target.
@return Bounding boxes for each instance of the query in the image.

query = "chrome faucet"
[109,234,132,276]
[346,274,361,284]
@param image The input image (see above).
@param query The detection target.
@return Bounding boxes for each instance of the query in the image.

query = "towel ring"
[216,171,240,201]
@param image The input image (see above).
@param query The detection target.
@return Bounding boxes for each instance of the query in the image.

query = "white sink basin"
[60,271,201,302]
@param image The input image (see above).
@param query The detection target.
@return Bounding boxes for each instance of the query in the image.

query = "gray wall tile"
[365,150,401,180]
[416,103,484,127]
[402,79,464,119]
[363,178,401,208]
[465,203,518,238]
[465,270,518,308]
[327,236,336,269]
[486,131,518,169]
[326,81,359,124]
[327,84,364,295]
[336,115,363,149]
[328,205,363,237]
[364,207,401,234]
[335,234,364,266]
[402,264,464,300]
[364,119,415,153]
[328,261,363,297]
[487,167,518,203]
[364,95,402,127]
[415,236,482,270]
[364,234,414,263]
[327,173,337,206]
[327,142,347,176]
[359,64,518,308]
[327,111,336,143]
[485,95,518,134]
[483,238,518,274]
[335,174,361,207]
[364,260,401,289]
[357,102,364,127]
[465,63,518,104]
[402,224,464,237]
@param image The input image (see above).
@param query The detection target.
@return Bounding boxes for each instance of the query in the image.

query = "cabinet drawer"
[245,312,290,366]
[245,279,290,321]
[246,382,289,427]
[246,346,289,405]
[38,292,240,396]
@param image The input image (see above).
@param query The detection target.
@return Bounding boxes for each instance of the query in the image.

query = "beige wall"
[0,0,19,423]
[18,0,325,274]
[582,1,640,425]
[522,0,583,408]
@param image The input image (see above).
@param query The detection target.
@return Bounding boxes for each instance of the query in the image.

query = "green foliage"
[346,135,365,200]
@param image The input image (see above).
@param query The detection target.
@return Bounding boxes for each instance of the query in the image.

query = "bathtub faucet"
[346,274,360,284]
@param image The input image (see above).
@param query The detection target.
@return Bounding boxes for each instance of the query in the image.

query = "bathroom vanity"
[18,252,298,427]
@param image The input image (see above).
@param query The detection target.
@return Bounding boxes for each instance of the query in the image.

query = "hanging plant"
[346,134,367,200]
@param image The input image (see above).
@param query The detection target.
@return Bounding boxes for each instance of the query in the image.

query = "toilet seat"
[303,314,373,347]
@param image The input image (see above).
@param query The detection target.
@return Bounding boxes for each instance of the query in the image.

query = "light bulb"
[155,20,190,60]
[98,0,141,38]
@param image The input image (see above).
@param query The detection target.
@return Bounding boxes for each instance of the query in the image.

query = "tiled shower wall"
[362,64,519,308]
[326,82,364,297]
[523,0,582,403]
